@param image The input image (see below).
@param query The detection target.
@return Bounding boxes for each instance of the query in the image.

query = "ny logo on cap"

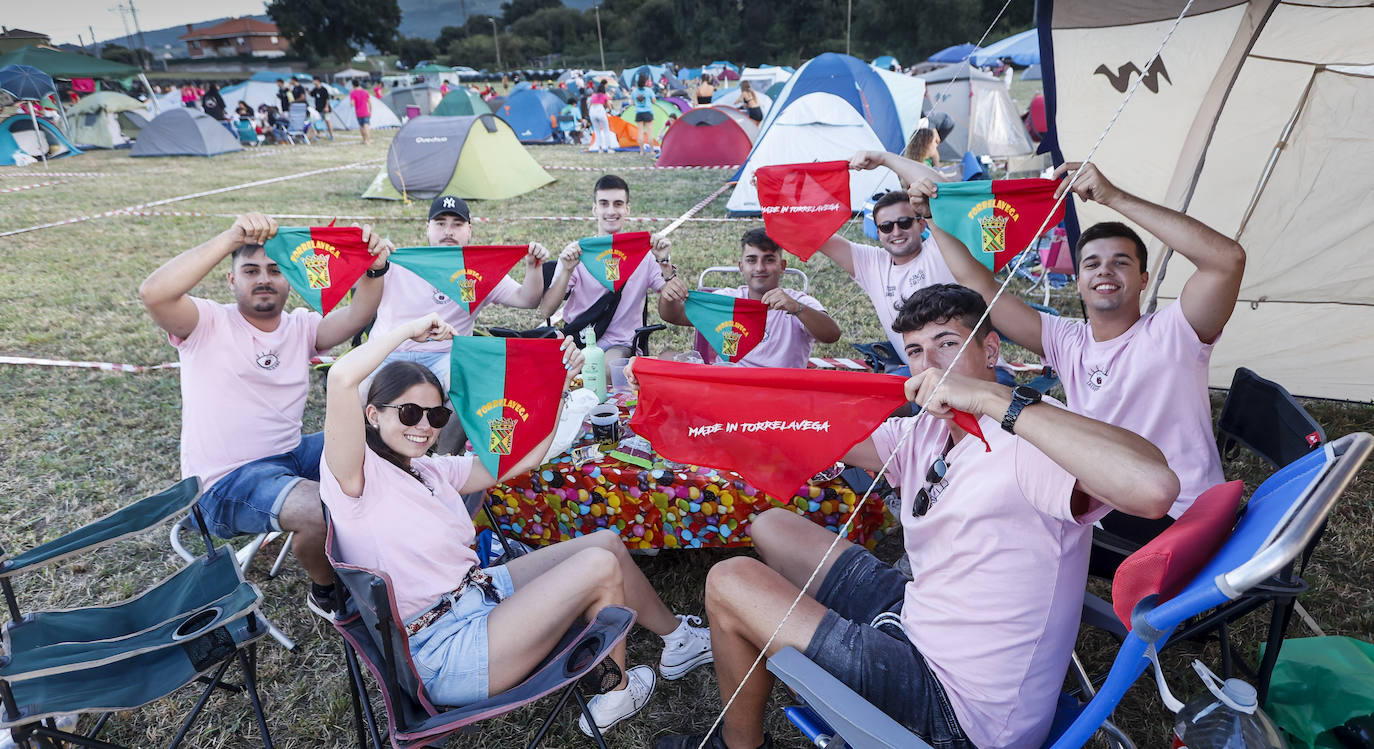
[443,197,456,208]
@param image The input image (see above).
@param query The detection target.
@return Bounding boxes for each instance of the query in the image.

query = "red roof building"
[179,18,290,59]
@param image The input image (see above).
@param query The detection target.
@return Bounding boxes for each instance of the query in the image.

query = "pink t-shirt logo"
[1087,367,1109,391]
[256,351,281,370]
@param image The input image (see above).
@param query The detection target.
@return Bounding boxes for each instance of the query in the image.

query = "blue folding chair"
[766,431,1372,749]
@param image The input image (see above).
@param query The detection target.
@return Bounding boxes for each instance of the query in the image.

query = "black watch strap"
[1000,385,1043,434]
[365,260,390,278]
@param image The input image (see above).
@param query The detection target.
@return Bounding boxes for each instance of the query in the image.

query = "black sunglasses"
[912,451,951,518]
[378,403,453,428]
[877,216,920,234]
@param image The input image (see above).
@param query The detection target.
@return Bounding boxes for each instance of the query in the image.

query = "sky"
[8,0,270,46]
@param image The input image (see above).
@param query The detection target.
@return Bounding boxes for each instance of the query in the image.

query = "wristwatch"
[365,261,390,278]
[1000,385,1043,434]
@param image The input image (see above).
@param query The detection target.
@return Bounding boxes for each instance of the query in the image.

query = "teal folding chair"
[0,478,274,748]
[766,432,1372,749]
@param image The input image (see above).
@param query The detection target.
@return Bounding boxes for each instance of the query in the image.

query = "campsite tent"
[971,28,1041,67]
[492,88,564,143]
[872,55,900,71]
[711,86,774,116]
[740,66,791,91]
[130,107,241,157]
[871,67,927,147]
[657,105,756,167]
[622,64,682,90]
[920,64,1033,160]
[328,94,402,129]
[432,88,491,116]
[0,46,139,80]
[727,53,908,215]
[616,98,681,141]
[0,114,80,164]
[385,84,444,117]
[67,91,145,148]
[362,114,552,201]
[1040,0,1374,401]
[927,43,981,64]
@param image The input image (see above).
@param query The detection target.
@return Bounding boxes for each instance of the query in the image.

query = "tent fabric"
[385,84,443,117]
[68,91,144,148]
[494,89,565,143]
[740,66,792,90]
[971,28,1041,67]
[621,64,682,90]
[129,108,241,157]
[334,68,370,79]
[657,105,757,167]
[327,94,402,129]
[871,68,927,147]
[1040,0,1374,400]
[0,46,138,79]
[927,43,982,64]
[616,98,681,141]
[921,64,1034,159]
[872,55,900,70]
[0,115,81,164]
[711,86,774,118]
[432,88,491,117]
[362,114,552,201]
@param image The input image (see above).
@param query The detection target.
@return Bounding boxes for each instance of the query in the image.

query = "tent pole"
[53,93,71,137]
[140,73,160,114]
[29,107,48,168]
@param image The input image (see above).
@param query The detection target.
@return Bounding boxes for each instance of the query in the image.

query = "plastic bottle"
[1173,663,1287,749]
[580,328,607,403]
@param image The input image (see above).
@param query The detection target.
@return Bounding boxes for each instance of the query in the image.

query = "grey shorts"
[803,546,973,749]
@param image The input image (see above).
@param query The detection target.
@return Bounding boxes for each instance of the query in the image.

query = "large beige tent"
[1042,0,1374,401]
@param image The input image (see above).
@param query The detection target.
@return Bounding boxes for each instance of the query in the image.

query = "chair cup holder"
[172,606,223,641]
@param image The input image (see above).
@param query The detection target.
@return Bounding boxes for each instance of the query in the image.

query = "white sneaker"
[659,614,713,680]
[578,664,656,736]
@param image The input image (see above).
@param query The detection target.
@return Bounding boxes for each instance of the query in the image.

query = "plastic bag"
[1264,636,1374,748]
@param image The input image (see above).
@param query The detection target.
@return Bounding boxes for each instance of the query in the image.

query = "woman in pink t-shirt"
[586,81,616,153]
[321,314,712,733]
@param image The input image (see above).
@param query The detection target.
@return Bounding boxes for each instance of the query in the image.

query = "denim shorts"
[408,564,516,707]
[804,546,973,749]
[198,432,323,539]
[378,350,451,392]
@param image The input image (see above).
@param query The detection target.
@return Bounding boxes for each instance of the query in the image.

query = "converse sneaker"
[659,614,713,680]
[578,664,656,736]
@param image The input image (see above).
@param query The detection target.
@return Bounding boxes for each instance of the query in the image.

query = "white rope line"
[697,2,1198,744]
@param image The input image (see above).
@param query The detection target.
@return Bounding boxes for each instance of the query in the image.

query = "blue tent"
[871,55,900,71]
[0,114,81,164]
[927,43,981,64]
[621,64,681,90]
[750,52,904,154]
[971,29,1040,67]
[492,88,564,143]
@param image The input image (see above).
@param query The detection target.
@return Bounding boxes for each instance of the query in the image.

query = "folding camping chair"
[0,478,274,748]
[235,118,264,146]
[284,102,312,145]
[321,509,636,749]
[766,431,1372,749]
[169,517,297,651]
[688,266,809,364]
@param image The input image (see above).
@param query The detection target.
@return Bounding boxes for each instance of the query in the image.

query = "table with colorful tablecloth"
[478,390,892,550]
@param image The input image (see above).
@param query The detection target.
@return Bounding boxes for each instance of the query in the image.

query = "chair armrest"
[766,646,932,749]
[632,324,667,357]
[1,478,201,579]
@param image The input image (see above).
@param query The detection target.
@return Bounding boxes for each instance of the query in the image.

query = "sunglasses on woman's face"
[378,403,452,428]
[877,216,920,234]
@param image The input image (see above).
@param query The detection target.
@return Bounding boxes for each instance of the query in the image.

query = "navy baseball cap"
[428,195,471,222]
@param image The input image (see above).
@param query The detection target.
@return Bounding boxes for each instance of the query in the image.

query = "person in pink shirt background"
[657,228,840,368]
[540,174,671,375]
[349,79,373,145]
[138,212,393,617]
[647,284,1178,749]
[321,314,713,732]
[895,157,1245,572]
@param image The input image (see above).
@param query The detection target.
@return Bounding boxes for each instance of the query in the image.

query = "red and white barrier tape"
[542,164,739,172]
[45,209,755,224]
[0,181,62,194]
[0,354,338,374]
[0,171,108,177]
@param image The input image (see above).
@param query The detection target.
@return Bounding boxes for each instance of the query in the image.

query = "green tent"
[67,91,146,148]
[411,64,453,74]
[0,46,139,79]
[362,114,553,201]
[432,88,491,117]
[617,98,680,140]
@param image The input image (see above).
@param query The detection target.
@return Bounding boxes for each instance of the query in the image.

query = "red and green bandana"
[577,232,653,292]
[448,337,566,479]
[928,179,1065,273]
[755,160,852,261]
[262,227,374,314]
[390,244,528,313]
[683,290,768,363]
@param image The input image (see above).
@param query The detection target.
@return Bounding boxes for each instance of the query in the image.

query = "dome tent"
[130,108,241,157]
[433,88,491,117]
[491,89,564,143]
[0,115,81,164]
[67,91,146,149]
[920,64,1034,161]
[656,105,756,167]
[362,114,553,201]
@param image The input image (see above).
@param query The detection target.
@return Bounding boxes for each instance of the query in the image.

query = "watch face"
[1013,385,1043,404]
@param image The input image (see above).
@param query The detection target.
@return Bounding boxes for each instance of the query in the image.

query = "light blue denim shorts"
[406,564,516,706]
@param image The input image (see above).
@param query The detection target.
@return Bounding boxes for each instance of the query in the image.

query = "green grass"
[1,136,1371,748]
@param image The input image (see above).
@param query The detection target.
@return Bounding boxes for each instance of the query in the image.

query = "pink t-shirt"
[871,405,1107,749]
[561,253,666,350]
[170,298,323,489]
[1040,302,1222,518]
[349,88,371,117]
[588,92,609,107]
[320,449,479,622]
[710,286,824,368]
[372,262,521,353]
[847,238,957,356]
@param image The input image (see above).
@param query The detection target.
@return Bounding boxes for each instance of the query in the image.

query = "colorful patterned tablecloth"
[479,391,892,550]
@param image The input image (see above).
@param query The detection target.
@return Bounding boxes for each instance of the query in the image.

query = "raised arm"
[139,213,276,339]
[316,223,394,350]
[538,241,581,319]
[814,235,856,277]
[657,276,691,326]
[324,314,456,497]
[505,242,551,309]
[907,368,1178,518]
[1054,162,1245,343]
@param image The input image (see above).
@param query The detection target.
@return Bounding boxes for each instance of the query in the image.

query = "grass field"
[1,132,1371,749]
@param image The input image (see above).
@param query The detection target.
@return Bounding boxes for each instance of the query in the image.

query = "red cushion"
[1111,480,1245,629]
